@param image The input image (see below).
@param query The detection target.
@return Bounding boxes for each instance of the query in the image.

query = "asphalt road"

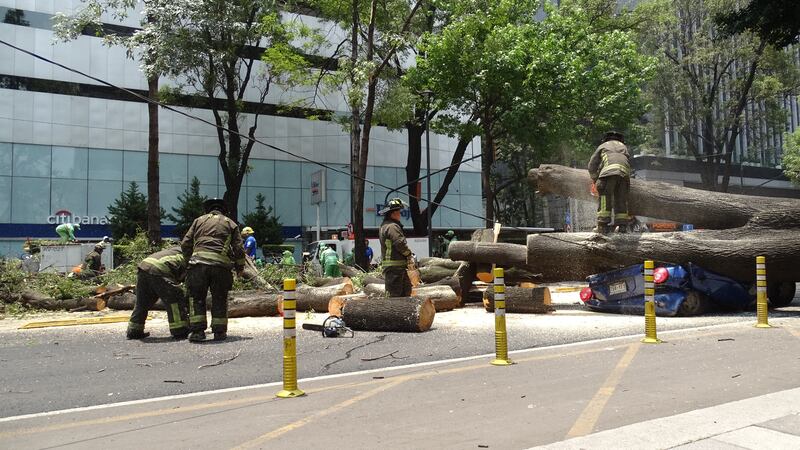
[1,296,798,419]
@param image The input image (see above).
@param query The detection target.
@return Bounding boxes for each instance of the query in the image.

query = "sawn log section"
[483,286,553,314]
[341,296,435,332]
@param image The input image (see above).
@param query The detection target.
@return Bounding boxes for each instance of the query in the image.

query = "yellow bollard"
[491,267,514,366]
[277,278,305,398]
[641,260,661,344]
[755,256,771,328]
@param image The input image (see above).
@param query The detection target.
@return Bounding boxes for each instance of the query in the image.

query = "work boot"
[213,332,227,341]
[616,224,628,233]
[126,331,150,340]
[188,331,206,343]
[592,223,609,234]
[172,331,189,341]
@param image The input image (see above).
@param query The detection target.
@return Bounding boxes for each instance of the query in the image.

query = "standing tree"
[54,1,163,244]
[410,0,654,226]
[143,0,297,221]
[241,193,284,245]
[781,129,800,185]
[107,182,148,241]
[715,0,800,48]
[265,0,424,269]
[640,0,799,191]
[167,177,207,238]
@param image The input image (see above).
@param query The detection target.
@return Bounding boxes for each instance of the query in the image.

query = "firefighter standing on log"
[181,198,246,342]
[379,198,413,297]
[588,131,631,234]
[127,246,189,340]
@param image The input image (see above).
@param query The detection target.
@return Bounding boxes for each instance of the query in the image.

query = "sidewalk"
[1,318,799,449]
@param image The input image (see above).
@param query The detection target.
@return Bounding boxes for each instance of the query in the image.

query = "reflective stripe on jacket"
[181,211,246,270]
[379,218,411,268]
[587,140,631,181]
[138,246,186,282]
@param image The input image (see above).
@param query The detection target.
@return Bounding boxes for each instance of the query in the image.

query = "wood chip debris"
[198,349,242,369]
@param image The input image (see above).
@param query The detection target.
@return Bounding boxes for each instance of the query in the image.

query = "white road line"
[0,320,751,424]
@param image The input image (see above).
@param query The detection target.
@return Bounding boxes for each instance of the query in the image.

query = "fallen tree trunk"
[340,264,362,278]
[361,284,460,312]
[426,277,462,301]
[227,290,282,318]
[362,274,385,286]
[328,293,368,316]
[295,281,353,312]
[524,229,800,283]
[341,296,435,332]
[527,164,800,229]
[418,257,462,270]
[483,287,553,314]
[419,265,458,283]
[20,291,106,311]
[308,277,351,288]
[106,292,167,311]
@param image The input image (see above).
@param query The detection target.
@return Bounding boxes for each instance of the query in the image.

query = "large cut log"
[525,230,800,283]
[527,164,800,229]
[227,290,282,317]
[426,276,463,301]
[449,241,529,266]
[483,286,553,314]
[328,293,368,316]
[341,296,435,332]
[503,267,542,285]
[20,291,106,311]
[340,264,363,278]
[419,265,458,283]
[106,292,165,310]
[295,281,353,312]
[307,277,351,288]
[418,257,462,270]
[361,284,459,312]
[362,274,385,286]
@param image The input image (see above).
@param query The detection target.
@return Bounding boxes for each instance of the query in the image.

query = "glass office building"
[0,1,484,256]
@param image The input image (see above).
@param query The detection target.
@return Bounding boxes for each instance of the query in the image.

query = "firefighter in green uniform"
[78,242,105,279]
[181,198,246,342]
[127,246,189,340]
[320,244,341,277]
[379,198,413,297]
[588,131,632,234]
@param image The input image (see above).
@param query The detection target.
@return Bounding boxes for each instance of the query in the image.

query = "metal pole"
[425,96,433,257]
[316,204,320,242]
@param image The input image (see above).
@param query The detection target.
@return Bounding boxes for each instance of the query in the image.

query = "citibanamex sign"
[47,209,108,225]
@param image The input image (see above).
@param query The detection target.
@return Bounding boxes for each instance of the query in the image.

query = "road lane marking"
[0,320,755,425]
[232,379,406,449]
[565,343,641,438]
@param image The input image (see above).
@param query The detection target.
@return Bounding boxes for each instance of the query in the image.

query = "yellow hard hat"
[241,226,254,236]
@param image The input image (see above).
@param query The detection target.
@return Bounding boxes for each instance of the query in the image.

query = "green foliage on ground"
[0,259,93,303]
[101,231,174,286]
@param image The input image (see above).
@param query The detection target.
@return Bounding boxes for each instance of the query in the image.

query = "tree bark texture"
[106,292,167,311]
[362,284,459,311]
[294,282,354,312]
[527,164,800,229]
[483,287,552,314]
[20,291,106,311]
[419,257,463,270]
[146,76,161,244]
[328,293,368,316]
[227,291,282,318]
[525,230,800,283]
[341,296,435,332]
[419,265,458,283]
[362,274,385,286]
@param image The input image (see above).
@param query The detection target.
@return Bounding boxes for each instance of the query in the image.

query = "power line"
[0,38,519,229]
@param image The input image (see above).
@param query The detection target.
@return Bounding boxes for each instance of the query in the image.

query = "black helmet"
[203,198,227,214]
[603,131,625,143]
[379,198,407,215]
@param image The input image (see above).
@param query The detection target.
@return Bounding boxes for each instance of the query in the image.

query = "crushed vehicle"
[579,262,796,317]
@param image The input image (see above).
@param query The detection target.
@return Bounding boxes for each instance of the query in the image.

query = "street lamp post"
[422,90,434,257]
